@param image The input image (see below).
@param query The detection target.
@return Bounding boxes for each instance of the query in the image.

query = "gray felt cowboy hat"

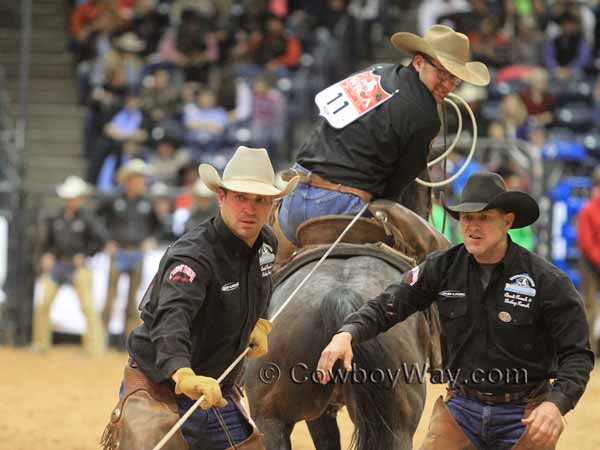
[444,172,539,229]
[116,159,151,185]
[199,146,299,198]
[391,24,490,87]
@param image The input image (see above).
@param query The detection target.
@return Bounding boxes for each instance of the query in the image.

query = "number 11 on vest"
[315,68,397,129]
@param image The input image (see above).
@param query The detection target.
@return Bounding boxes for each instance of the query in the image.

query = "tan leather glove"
[173,368,228,409]
[247,318,273,359]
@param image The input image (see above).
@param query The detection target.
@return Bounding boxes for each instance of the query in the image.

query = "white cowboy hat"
[198,146,299,198]
[391,25,490,87]
[192,179,216,198]
[56,175,93,199]
[116,159,151,185]
[114,32,146,53]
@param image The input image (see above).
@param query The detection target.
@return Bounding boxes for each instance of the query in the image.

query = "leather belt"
[456,381,550,405]
[283,169,373,203]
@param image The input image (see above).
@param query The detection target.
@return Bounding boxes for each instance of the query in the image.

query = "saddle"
[271,198,449,269]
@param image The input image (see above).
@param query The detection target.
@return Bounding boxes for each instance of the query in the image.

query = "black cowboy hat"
[444,172,539,229]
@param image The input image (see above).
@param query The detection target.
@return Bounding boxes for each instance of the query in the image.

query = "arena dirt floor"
[1,345,599,450]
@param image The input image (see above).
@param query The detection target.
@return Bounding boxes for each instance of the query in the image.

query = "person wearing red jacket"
[577,166,600,355]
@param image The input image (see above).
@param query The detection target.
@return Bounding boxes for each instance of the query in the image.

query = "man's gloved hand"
[247,318,273,359]
[173,368,228,409]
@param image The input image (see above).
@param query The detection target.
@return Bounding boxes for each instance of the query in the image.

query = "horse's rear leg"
[306,407,341,450]
[256,417,294,450]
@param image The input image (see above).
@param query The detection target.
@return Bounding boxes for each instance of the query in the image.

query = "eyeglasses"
[421,54,462,87]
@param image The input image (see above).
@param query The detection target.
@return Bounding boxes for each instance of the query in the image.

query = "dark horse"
[245,183,450,450]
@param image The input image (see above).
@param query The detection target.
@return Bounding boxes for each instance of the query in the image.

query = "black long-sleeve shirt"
[297,64,440,198]
[98,194,160,247]
[339,238,594,415]
[127,214,277,388]
[44,208,109,259]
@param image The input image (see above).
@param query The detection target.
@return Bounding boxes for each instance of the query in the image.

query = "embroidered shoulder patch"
[168,264,196,283]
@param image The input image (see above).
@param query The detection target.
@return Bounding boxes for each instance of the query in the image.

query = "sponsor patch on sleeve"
[403,265,420,286]
[168,264,196,284]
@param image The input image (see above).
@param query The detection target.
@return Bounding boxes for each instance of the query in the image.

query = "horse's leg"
[256,416,294,450]
[306,408,341,450]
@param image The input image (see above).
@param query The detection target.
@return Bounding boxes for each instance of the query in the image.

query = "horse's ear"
[370,200,450,263]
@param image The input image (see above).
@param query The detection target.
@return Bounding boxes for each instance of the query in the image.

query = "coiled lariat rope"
[416,92,478,188]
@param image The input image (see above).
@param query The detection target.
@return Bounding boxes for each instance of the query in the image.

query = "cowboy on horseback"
[101,147,298,450]
[317,172,594,450]
[276,24,490,249]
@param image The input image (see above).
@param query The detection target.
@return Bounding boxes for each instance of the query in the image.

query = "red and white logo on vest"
[168,264,196,284]
[315,67,396,129]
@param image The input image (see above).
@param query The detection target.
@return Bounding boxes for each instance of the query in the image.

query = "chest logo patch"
[439,290,466,298]
[222,282,239,292]
[168,264,196,284]
[503,273,536,309]
[498,311,512,323]
[259,243,275,277]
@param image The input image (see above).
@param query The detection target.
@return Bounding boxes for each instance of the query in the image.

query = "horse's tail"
[320,287,401,450]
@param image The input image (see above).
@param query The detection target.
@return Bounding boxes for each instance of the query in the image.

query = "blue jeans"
[447,393,526,450]
[278,164,368,245]
[176,394,252,450]
[115,249,144,273]
[50,262,76,285]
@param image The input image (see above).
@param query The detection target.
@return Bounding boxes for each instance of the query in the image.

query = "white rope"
[427,96,462,167]
[151,202,371,450]
[416,92,478,188]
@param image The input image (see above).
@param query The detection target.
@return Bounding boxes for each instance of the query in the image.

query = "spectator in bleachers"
[140,67,182,124]
[149,181,177,244]
[103,32,146,90]
[173,178,217,236]
[98,159,160,346]
[488,94,530,141]
[183,86,228,160]
[157,8,219,83]
[88,90,150,184]
[250,73,285,168]
[97,140,150,193]
[506,15,544,66]
[75,7,124,102]
[147,134,191,185]
[174,162,201,210]
[129,0,170,57]
[518,67,555,127]
[70,0,123,63]
[240,13,302,79]
[32,176,107,355]
[543,10,592,81]
[576,165,600,355]
[470,15,510,68]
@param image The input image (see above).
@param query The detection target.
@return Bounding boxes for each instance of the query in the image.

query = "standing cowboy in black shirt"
[317,172,594,450]
[98,158,160,343]
[32,176,108,355]
[102,147,298,450]
[277,24,490,246]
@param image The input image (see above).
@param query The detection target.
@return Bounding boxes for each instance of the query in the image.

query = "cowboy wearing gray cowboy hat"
[98,159,161,347]
[32,176,108,355]
[103,146,297,450]
[277,24,490,253]
[318,172,593,450]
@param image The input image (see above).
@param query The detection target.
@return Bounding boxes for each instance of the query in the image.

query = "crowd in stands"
[65,0,600,248]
